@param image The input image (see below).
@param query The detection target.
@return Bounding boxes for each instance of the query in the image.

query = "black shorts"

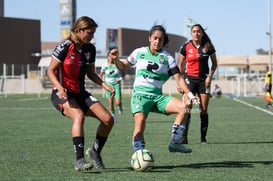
[51,89,99,115]
[185,75,210,95]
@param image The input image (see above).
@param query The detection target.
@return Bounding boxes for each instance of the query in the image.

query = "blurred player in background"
[265,65,272,108]
[100,48,125,120]
[113,25,198,154]
[47,16,115,171]
[178,24,217,144]
[212,84,222,98]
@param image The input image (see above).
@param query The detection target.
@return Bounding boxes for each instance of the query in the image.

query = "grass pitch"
[0,94,273,181]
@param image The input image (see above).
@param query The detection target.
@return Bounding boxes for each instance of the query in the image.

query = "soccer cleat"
[168,143,192,153]
[111,113,117,123]
[74,158,93,171]
[117,106,123,114]
[86,148,105,169]
[201,137,207,144]
[181,135,188,144]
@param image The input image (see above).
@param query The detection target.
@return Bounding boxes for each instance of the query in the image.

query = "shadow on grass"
[77,167,133,174]
[153,160,273,170]
[210,141,273,145]
[78,160,273,173]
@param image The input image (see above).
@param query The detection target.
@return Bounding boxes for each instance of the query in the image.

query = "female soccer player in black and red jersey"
[178,24,217,144]
[47,16,115,171]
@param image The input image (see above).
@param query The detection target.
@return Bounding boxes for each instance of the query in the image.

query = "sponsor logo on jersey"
[69,53,75,59]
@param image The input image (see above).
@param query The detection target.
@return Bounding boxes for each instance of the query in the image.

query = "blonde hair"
[68,16,98,45]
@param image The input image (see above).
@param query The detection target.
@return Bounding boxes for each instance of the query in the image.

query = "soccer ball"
[131,149,155,172]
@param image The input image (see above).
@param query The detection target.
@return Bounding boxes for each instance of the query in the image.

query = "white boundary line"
[18,97,48,101]
[233,97,273,116]
[0,107,52,110]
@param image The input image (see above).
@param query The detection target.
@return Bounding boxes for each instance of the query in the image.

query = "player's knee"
[103,114,114,127]
[73,114,85,124]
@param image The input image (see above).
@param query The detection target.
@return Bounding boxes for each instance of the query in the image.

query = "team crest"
[159,55,165,64]
[202,48,207,54]
[135,102,139,109]
[85,52,91,60]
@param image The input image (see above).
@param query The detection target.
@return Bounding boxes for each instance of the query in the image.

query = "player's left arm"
[173,72,199,105]
[87,64,115,94]
[206,53,218,88]
[209,53,217,77]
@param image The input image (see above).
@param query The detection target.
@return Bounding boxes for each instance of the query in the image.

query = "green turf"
[0,94,273,181]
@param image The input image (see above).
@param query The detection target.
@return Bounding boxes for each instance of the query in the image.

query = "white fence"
[230,74,265,97]
[0,63,267,97]
[0,76,266,98]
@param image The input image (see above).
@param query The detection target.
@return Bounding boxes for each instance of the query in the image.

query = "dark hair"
[191,24,215,52]
[191,24,210,44]
[149,25,169,46]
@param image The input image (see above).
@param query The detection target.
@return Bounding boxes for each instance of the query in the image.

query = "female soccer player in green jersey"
[100,48,124,119]
[113,25,198,153]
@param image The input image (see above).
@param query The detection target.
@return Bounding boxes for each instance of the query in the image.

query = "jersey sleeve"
[85,43,96,64]
[179,42,187,57]
[166,52,180,76]
[167,53,177,69]
[100,63,106,73]
[208,44,216,55]
[127,48,140,65]
[52,40,72,62]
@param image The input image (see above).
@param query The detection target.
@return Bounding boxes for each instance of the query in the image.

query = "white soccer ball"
[131,149,155,172]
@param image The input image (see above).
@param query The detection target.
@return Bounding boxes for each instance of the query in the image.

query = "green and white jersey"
[128,47,177,96]
[101,62,122,84]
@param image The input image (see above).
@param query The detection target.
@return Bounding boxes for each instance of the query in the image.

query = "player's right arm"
[115,59,131,71]
[178,54,186,73]
[47,57,67,99]
[110,49,131,71]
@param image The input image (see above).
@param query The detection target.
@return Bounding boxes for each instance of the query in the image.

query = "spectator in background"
[213,84,222,98]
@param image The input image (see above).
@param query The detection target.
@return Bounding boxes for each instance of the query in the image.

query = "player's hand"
[58,88,67,100]
[110,90,115,99]
[191,96,200,105]
[105,84,115,98]
[177,84,182,93]
[110,49,119,59]
[205,76,211,88]
[266,84,270,91]
[186,92,200,105]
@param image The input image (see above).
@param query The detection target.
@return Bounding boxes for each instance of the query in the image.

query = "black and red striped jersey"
[179,40,215,78]
[52,40,96,93]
